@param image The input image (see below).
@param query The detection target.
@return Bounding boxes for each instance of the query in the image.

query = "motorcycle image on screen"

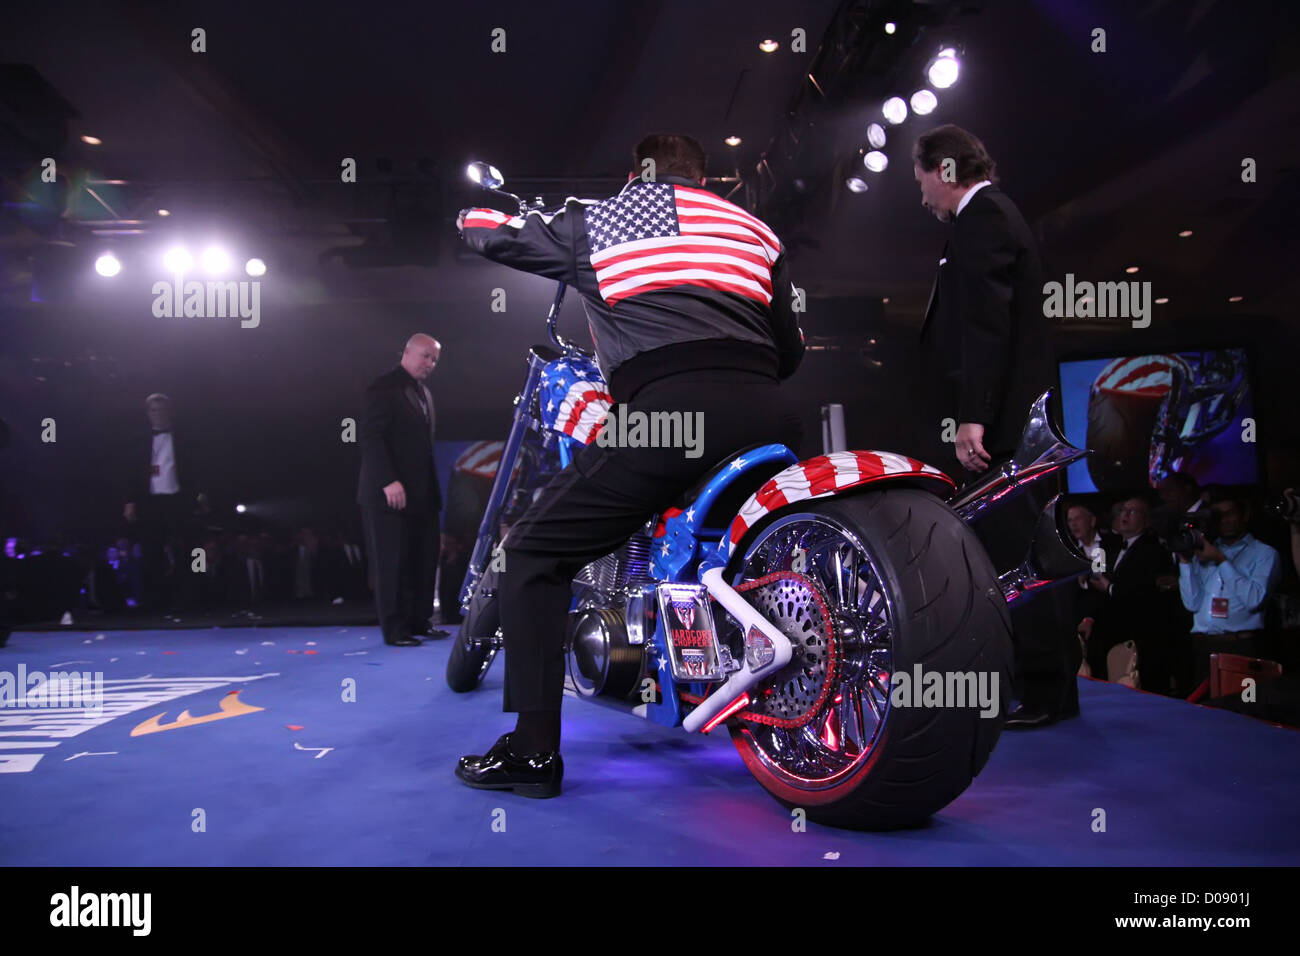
[447,161,1091,830]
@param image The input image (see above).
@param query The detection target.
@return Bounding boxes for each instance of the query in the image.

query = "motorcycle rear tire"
[727,489,1013,830]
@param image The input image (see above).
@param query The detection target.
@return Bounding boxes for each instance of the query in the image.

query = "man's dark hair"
[635,134,707,182]
[912,124,998,186]
[1066,499,1098,519]
[1207,485,1250,514]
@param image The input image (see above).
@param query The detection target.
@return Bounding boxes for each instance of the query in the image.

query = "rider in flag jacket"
[458,165,804,402]
[452,134,805,798]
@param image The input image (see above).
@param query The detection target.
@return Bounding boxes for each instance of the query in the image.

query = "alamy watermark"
[152,279,261,328]
[0,665,104,716]
[889,664,1000,718]
[595,407,704,459]
[1043,273,1152,328]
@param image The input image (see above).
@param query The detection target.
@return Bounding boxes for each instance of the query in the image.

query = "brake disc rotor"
[733,572,838,728]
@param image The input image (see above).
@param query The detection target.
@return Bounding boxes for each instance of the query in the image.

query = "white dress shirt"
[955,180,993,218]
[150,432,180,495]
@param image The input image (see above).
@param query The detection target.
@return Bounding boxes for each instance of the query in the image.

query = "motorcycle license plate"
[656,584,726,683]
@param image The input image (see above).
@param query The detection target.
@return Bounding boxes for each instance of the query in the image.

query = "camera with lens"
[1152,506,1219,556]
[1268,488,1300,524]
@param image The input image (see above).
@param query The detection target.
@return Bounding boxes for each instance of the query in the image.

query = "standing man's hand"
[382,481,407,510]
[955,422,992,472]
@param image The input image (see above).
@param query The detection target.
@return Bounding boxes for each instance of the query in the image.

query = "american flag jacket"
[459,174,804,401]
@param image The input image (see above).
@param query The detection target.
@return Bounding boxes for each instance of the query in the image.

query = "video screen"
[1059,348,1258,493]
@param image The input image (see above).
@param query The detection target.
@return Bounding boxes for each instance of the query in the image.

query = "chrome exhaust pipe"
[949,389,1087,523]
[998,494,1093,606]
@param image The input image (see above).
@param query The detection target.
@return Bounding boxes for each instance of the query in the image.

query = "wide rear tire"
[726,488,1013,830]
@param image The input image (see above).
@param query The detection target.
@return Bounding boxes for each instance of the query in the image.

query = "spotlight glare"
[724,135,742,147]
[885,22,896,35]
[245,257,267,277]
[157,209,171,217]
[910,89,938,115]
[1178,229,1193,237]
[94,254,121,277]
[1155,297,1169,304]
[866,122,887,149]
[200,245,231,274]
[845,176,869,193]
[863,151,888,173]
[163,246,193,274]
[236,504,247,514]
[81,135,102,146]
[882,96,908,124]
[928,54,960,89]
[759,39,779,53]
[1228,295,1243,302]
[1125,266,1139,274]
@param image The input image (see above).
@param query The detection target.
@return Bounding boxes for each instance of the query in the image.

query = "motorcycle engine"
[567,532,655,699]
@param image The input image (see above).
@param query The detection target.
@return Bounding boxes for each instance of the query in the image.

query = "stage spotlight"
[846,177,869,193]
[927,50,960,89]
[1178,229,1193,237]
[81,135,102,146]
[1229,295,1243,302]
[1125,266,1139,274]
[882,97,908,125]
[1155,297,1169,304]
[910,89,937,115]
[867,123,887,149]
[863,151,888,172]
[236,504,247,514]
[94,254,121,277]
[885,22,896,35]
[245,257,267,277]
[163,246,193,273]
[759,39,778,52]
[200,245,231,274]
[157,209,171,217]
[725,135,742,146]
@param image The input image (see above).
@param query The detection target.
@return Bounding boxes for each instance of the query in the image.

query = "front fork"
[459,284,570,612]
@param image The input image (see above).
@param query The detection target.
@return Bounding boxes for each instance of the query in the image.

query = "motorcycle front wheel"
[445,565,500,692]
[726,488,1013,830]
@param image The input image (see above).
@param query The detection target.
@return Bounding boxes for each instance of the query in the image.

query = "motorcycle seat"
[665,443,791,531]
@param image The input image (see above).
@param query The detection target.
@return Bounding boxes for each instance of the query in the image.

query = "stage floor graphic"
[2,625,1297,866]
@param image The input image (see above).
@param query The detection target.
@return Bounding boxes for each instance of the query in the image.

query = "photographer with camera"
[1177,487,1281,689]
[1281,488,1300,581]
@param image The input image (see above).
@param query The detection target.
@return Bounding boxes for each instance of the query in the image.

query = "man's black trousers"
[361,504,440,641]
[498,369,802,715]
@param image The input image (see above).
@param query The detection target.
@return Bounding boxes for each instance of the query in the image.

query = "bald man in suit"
[357,334,446,646]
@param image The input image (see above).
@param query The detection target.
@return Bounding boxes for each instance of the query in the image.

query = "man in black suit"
[357,334,445,646]
[911,125,1073,728]
[124,393,197,612]
[1084,495,1175,684]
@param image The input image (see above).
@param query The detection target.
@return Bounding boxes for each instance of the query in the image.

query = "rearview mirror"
[466,161,504,190]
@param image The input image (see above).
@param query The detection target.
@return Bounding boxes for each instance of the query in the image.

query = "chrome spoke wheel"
[731,512,896,791]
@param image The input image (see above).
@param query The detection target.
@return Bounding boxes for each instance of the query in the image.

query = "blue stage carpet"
[2,625,1297,866]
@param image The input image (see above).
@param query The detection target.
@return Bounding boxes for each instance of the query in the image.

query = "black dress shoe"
[426,627,450,638]
[1004,705,1054,729]
[455,733,563,799]
[384,635,421,646]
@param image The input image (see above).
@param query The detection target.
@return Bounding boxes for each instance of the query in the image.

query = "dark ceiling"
[2,0,1299,324]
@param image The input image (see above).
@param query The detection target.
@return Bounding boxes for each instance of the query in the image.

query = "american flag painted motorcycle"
[447,162,1090,829]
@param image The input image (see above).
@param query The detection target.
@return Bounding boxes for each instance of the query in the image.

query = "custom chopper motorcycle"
[446,162,1090,830]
